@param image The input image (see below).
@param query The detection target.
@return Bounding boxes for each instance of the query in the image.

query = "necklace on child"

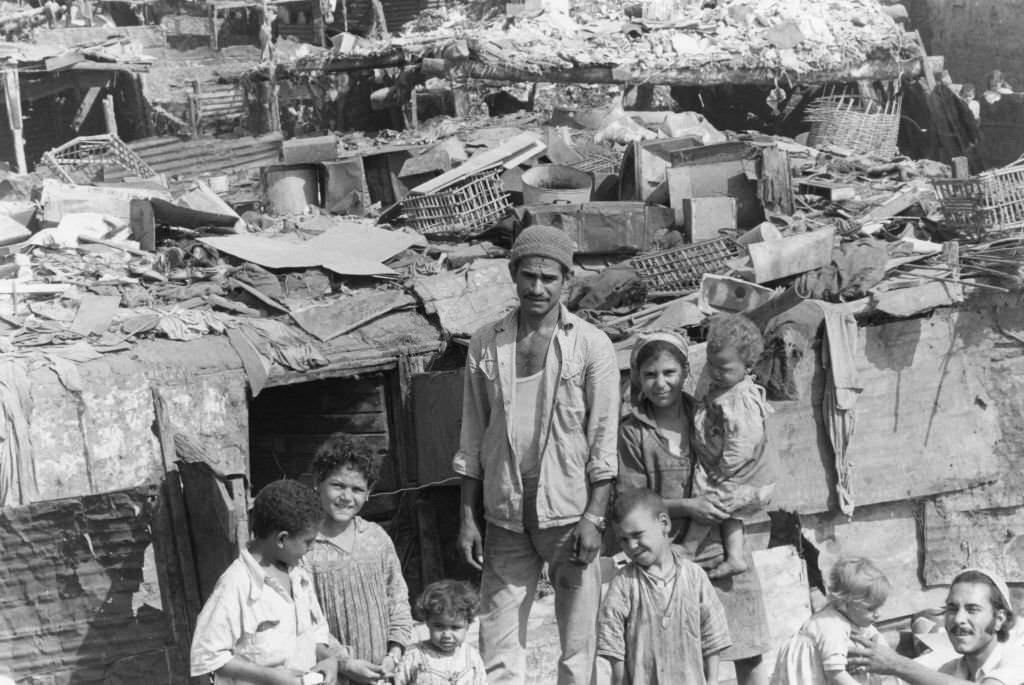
[644,561,681,628]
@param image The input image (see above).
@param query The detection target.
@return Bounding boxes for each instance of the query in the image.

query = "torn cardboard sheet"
[871,280,964,317]
[69,294,122,336]
[201,222,420,277]
[39,179,170,225]
[412,258,518,337]
[291,289,416,341]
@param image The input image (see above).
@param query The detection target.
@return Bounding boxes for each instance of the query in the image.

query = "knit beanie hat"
[510,225,575,272]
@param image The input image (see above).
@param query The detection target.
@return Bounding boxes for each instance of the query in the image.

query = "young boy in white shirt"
[190,479,342,685]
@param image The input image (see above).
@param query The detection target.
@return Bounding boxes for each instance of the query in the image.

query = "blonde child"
[394,580,487,685]
[681,313,775,579]
[598,488,731,685]
[772,557,891,685]
[304,434,413,684]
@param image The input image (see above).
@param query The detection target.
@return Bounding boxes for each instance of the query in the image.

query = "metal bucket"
[265,165,319,214]
[521,164,593,205]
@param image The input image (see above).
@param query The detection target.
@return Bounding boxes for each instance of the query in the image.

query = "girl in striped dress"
[305,433,413,683]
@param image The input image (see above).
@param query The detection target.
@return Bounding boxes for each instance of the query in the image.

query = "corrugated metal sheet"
[341,0,440,34]
[385,0,442,32]
[0,486,181,683]
[194,82,249,125]
[104,132,283,181]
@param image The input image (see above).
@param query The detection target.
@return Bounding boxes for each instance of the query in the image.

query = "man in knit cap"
[849,568,1024,684]
[453,225,619,685]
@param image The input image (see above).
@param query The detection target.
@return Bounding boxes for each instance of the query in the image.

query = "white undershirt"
[514,369,543,480]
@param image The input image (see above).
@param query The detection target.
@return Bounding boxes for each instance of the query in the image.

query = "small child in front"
[598,488,732,685]
[393,580,487,685]
[771,557,890,685]
[681,313,775,578]
[190,479,339,685]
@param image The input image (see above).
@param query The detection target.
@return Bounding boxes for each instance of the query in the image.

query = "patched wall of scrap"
[29,337,249,502]
[909,0,1024,88]
[675,298,1024,620]
[0,487,180,684]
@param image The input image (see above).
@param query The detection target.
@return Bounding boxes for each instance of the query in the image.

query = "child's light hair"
[828,557,891,607]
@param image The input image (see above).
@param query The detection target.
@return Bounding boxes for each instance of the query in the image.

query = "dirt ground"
[415,589,738,685]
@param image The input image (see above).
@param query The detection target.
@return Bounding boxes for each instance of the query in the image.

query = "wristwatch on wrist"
[582,512,607,531]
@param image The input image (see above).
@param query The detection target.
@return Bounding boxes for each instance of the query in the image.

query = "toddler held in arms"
[680,313,775,578]
[772,557,891,685]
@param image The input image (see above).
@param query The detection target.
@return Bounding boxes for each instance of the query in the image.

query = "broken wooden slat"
[759,144,795,215]
[151,388,204,632]
[410,131,545,195]
[72,86,103,132]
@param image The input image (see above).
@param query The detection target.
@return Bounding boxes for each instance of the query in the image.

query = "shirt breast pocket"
[237,605,290,667]
[477,355,498,381]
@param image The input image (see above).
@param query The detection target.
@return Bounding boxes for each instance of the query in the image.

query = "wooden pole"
[102,94,117,135]
[2,67,26,174]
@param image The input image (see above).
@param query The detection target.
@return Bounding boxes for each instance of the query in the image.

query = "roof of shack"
[301,0,912,85]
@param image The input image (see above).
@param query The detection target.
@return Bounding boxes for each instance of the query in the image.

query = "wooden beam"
[2,67,26,174]
[152,388,204,636]
[71,85,102,132]
[419,57,903,86]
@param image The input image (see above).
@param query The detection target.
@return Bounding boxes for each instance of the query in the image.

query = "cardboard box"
[684,196,736,243]
[281,134,339,164]
[669,141,764,228]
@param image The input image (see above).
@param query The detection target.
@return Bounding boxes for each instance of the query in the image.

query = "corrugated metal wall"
[0,487,186,684]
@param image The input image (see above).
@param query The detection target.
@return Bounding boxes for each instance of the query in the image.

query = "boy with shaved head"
[598,488,732,685]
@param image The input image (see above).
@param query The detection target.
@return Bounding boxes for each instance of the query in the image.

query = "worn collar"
[493,304,576,334]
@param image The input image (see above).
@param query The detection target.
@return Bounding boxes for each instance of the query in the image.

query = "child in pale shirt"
[393,580,487,685]
[681,313,775,578]
[190,479,342,685]
[772,557,890,685]
[598,488,731,685]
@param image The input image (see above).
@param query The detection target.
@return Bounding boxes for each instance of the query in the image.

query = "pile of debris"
[377,0,909,82]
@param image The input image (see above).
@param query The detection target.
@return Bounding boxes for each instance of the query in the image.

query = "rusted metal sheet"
[923,484,1024,584]
[411,370,463,484]
[0,486,183,683]
[28,342,250,501]
[104,133,283,181]
[801,501,948,620]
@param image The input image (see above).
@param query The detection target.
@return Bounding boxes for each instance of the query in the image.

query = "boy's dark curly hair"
[310,432,381,488]
[706,313,765,367]
[414,580,480,623]
[251,479,322,539]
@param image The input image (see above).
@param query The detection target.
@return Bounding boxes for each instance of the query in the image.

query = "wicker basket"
[805,94,901,159]
[630,237,742,297]
[932,156,1024,239]
[403,169,512,235]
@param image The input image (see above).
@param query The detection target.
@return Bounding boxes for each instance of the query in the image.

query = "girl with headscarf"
[616,330,775,685]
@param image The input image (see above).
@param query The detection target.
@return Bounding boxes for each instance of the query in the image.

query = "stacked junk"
[0,85,1021,380]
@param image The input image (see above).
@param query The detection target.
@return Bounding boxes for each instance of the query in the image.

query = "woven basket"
[806,94,901,158]
[932,156,1024,240]
[403,169,512,235]
[630,237,742,297]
